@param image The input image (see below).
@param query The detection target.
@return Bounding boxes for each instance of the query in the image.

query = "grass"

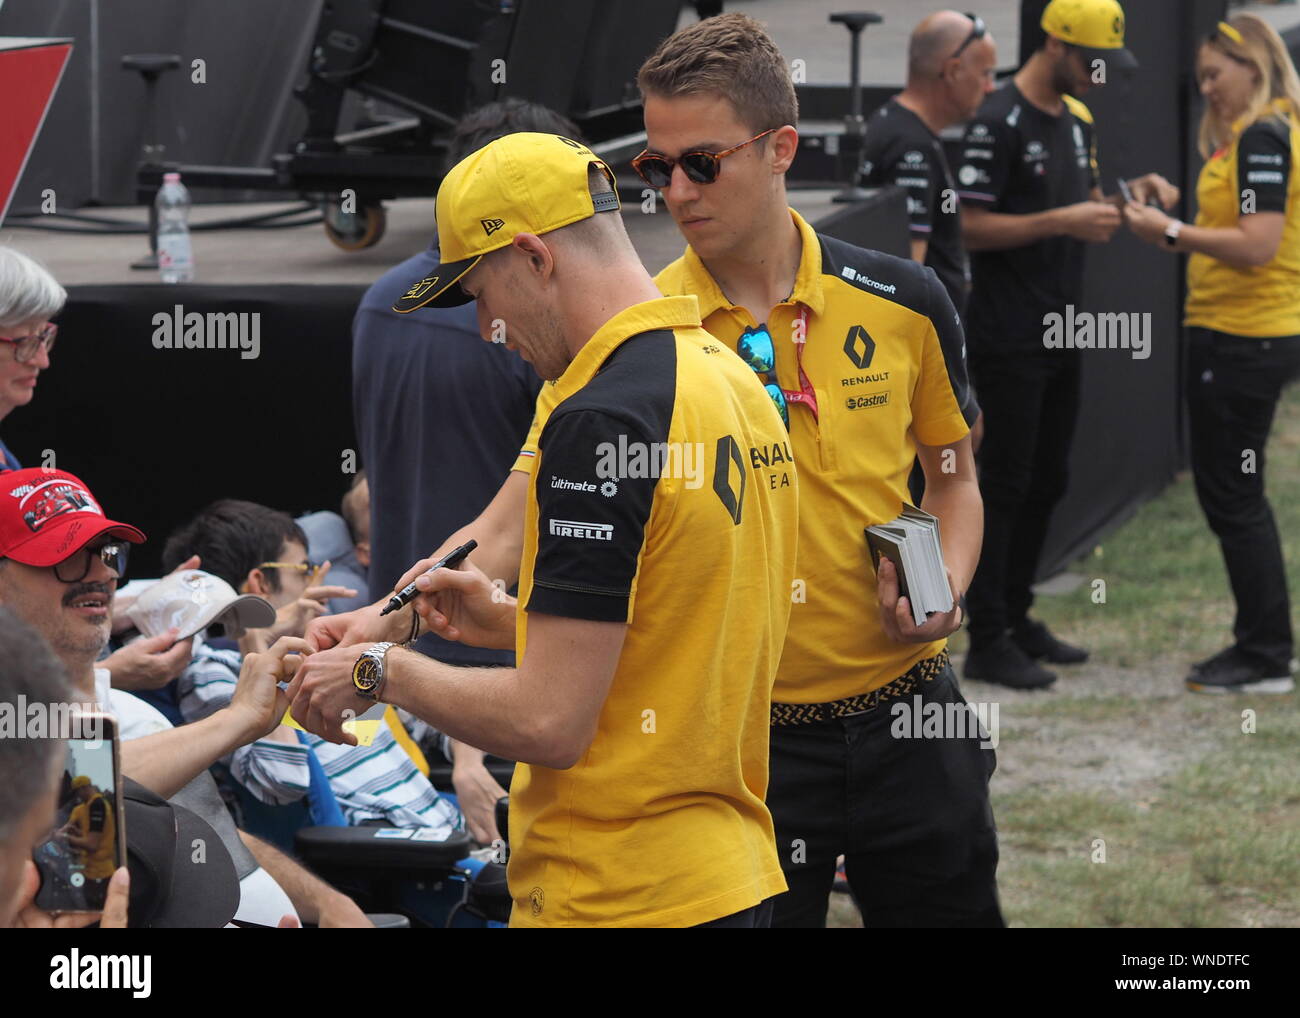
[995,707,1300,927]
[986,383,1300,927]
[830,384,1300,927]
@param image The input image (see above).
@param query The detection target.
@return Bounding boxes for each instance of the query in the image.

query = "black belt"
[770,650,950,727]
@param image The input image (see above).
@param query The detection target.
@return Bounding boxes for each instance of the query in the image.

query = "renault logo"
[712,435,746,526]
[843,324,875,369]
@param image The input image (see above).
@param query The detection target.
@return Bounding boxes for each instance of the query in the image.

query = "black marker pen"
[379,540,478,616]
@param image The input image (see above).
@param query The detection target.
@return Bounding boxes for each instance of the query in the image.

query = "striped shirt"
[178,641,462,835]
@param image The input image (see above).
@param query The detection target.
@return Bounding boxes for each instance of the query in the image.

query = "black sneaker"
[964,635,1057,690]
[1189,645,1238,675]
[1011,618,1089,664]
[1185,649,1295,695]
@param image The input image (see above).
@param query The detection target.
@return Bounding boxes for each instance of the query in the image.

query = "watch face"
[353,655,380,694]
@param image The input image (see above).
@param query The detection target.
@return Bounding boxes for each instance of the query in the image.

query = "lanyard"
[780,304,819,422]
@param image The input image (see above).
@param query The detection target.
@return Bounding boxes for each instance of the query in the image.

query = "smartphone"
[1116,177,1134,205]
[32,712,126,917]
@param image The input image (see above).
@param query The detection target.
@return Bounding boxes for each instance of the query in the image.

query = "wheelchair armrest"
[294,826,474,871]
[425,757,515,794]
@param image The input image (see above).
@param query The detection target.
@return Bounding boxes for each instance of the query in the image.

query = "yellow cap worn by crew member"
[392,132,621,313]
[71,775,92,789]
[1041,0,1138,70]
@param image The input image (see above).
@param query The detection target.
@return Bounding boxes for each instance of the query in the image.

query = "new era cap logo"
[481,218,505,236]
[402,276,440,300]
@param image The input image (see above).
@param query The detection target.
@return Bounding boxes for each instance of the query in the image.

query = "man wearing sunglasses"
[954,0,1177,690]
[0,469,299,802]
[627,12,995,929]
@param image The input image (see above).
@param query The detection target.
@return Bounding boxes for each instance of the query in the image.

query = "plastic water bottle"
[156,172,194,283]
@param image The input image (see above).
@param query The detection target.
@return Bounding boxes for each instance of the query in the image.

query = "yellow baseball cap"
[393,132,620,313]
[1041,0,1137,70]
[72,775,92,789]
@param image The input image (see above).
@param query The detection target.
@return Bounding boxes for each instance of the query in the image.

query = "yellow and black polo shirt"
[1185,105,1300,337]
[661,210,973,705]
[516,212,974,706]
[509,295,797,927]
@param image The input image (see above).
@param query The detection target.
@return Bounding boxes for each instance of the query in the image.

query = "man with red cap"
[0,468,288,792]
[0,468,376,926]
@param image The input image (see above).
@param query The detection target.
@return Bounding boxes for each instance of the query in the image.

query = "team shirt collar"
[675,208,826,321]
[551,294,703,399]
[1231,97,1292,138]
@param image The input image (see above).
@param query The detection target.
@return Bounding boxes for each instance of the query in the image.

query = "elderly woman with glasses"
[0,247,198,690]
[0,248,62,470]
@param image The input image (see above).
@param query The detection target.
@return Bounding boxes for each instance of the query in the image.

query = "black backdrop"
[3,285,363,576]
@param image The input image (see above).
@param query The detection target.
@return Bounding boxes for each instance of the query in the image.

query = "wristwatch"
[353,641,398,702]
[1164,219,1183,248]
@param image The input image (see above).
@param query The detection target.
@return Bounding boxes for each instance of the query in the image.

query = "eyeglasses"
[54,541,129,583]
[257,561,325,585]
[0,322,57,363]
[945,13,987,66]
[632,128,778,189]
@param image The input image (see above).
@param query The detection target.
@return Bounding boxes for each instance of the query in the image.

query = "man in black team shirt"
[861,10,996,493]
[954,0,1178,689]
[860,11,998,319]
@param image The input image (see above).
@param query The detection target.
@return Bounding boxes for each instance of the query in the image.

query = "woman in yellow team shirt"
[1127,14,1299,695]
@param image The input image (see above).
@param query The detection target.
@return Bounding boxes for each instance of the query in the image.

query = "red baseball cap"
[0,468,145,567]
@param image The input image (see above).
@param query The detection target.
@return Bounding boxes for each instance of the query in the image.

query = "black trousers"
[965,349,1082,648]
[1186,328,1300,673]
[766,664,1004,928]
[693,898,774,928]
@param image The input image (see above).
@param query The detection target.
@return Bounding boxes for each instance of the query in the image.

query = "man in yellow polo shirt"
[291,132,798,927]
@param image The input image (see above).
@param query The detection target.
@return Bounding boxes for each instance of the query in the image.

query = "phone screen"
[33,713,125,915]
[1117,178,1134,204]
